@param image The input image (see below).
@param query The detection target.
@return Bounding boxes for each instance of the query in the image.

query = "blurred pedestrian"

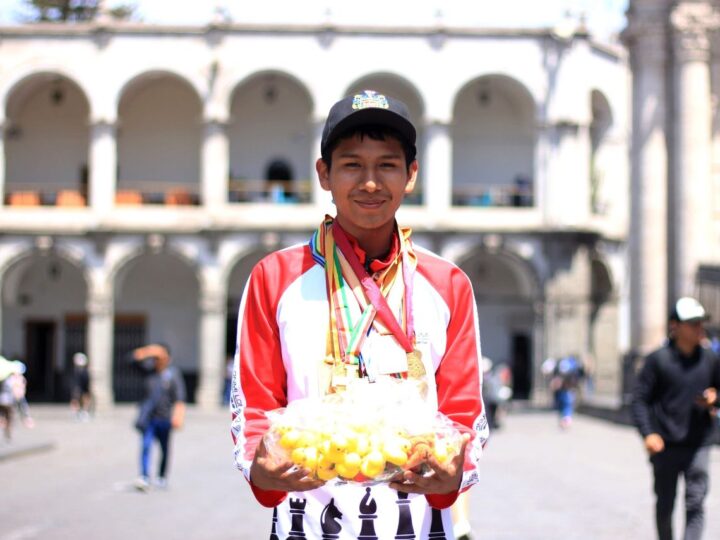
[632,297,720,540]
[551,354,584,429]
[131,343,186,491]
[222,355,232,406]
[451,490,473,540]
[69,352,93,421]
[0,356,34,441]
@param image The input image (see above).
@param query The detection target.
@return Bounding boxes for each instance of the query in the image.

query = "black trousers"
[651,445,710,540]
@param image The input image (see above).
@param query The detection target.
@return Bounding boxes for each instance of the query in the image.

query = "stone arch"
[114,68,205,114]
[0,246,89,402]
[343,73,425,121]
[111,245,201,402]
[588,253,620,398]
[228,70,314,203]
[116,70,203,202]
[451,74,536,207]
[0,65,93,123]
[109,241,200,298]
[4,71,91,204]
[224,246,274,357]
[343,74,426,204]
[457,244,540,399]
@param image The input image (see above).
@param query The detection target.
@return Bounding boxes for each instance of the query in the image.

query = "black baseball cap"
[320,90,417,159]
[669,297,710,323]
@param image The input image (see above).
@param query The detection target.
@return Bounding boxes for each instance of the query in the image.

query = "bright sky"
[0,0,629,42]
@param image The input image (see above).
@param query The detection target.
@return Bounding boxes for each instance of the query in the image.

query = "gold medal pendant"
[331,362,348,391]
[406,349,426,379]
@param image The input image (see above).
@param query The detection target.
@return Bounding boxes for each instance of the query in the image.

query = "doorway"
[511,332,532,399]
[24,320,56,401]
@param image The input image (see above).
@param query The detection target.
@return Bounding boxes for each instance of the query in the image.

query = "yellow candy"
[316,464,338,481]
[303,446,318,471]
[279,429,302,450]
[360,450,386,478]
[354,434,370,456]
[382,444,408,467]
[433,440,451,464]
[298,431,318,448]
[343,452,362,469]
[335,461,360,479]
[291,447,307,466]
[318,452,334,469]
[327,433,348,462]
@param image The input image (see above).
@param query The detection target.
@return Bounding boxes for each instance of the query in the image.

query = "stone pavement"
[1,405,720,540]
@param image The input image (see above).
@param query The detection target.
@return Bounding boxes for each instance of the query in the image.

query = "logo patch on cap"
[351,90,389,111]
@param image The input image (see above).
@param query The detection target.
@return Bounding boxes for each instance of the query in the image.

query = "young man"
[231,90,488,538]
[132,343,186,491]
[632,297,720,540]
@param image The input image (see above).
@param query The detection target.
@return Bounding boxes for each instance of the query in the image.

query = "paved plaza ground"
[2,405,720,540]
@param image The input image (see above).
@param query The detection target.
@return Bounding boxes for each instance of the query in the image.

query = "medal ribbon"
[332,221,416,353]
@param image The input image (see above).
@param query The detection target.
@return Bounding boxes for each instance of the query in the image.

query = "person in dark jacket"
[632,297,720,540]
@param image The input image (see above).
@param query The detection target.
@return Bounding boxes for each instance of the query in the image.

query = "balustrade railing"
[452,181,534,208]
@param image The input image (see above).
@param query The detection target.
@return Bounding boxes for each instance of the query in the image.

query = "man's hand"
[250,437,325,493]
[389,433,471,495]
[644,433,664,455]
[133,345,165,361]
[696,387,718,409]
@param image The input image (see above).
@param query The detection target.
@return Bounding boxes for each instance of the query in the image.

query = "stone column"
[543,121,591,226]
[670,2,718,299]
[89,120,117,212]
[201,119,229,210]
[423,121,452,216]
[86,277,115,409]
[195,278,227,409]
[0,124,5,208]
[531,300,546,406]
[622,11,669,353]
[535,122,551,221]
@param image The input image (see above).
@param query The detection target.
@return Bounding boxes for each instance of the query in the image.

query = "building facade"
[0,17,629,409]
[624,0,720,356]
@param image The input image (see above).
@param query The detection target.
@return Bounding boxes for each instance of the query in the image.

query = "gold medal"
[406,349,426,379]
[346,363,360,380]
[331,362,347,390]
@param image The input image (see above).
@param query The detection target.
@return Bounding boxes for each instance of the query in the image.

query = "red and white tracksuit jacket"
[231,241,488,539]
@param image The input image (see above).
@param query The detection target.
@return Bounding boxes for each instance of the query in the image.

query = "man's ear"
[404,160,419,194]
[316,158,331,192]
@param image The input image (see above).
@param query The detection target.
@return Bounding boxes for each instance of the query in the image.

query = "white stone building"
[0,15,629,409]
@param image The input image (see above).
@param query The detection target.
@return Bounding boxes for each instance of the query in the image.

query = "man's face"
[672,320,706,347]
[316,134,417,240]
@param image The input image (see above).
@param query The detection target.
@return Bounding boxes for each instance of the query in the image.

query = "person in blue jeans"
[551,355,584,429]
[131,343,186,491]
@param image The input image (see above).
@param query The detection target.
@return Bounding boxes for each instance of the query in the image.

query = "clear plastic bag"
[263,377,464,485]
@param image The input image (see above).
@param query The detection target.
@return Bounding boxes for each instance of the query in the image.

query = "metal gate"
[112,315,146,402]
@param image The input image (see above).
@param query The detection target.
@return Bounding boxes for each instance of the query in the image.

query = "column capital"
[425,119,451,129]
[671,2,720,62]
[200,291,226,315]
[89,117,117,129]
[87,293,113,317]
[622,17,668,66]
[203,117,229,129]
